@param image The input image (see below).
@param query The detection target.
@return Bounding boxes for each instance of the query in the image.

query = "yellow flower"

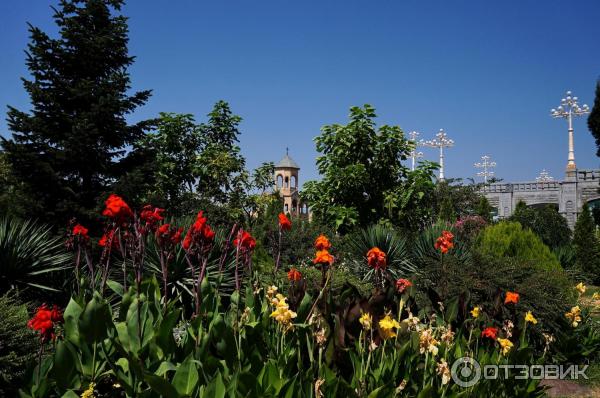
[269,293,297,330]
[378,314,400,339]
[592,292,600,300]
[81,382,96,398]
[266,285,278,299]
[575,282,586,295]
[359,312,372,330]
[525,311,538,324]
[497,338,513,356]
[436,359,451,385]
[565,306,582,328]
[470,306,480,318]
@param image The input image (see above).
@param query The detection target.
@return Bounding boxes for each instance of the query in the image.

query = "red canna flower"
[278,213,292,231]
[98,229,116,248]
[313,250,334,266]
[366,247,387,271]
[395,278,412,293]
[72,224,89,241]
[156,224,184,247]
[234,230,256,252]
[434,230,455,254]
[287,267,302,282]
[28,304,63,342]
[140,205,165,230]
[171,227,184,244]
[314,234,331,251]
[504,291,520,305]
[182,211,215,251]
[102,194,133,222]
[481,327,498,340]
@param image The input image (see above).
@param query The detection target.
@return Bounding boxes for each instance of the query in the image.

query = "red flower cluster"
[312,234,334,266]
[27,304,63,342]
[314,234,331,251]
[140,205,165,231]
[99,229,116,248]
[234,230,256,252]
[434,230,454,254]
[72,224,89,241]
[182,211,215,251]
[278,213,292,231]
[102,194,133,222]
[156,223,184,246]
[481,327,498,340]
[395,278,412,293]
[366,247,387,271]
[287,267,302,282]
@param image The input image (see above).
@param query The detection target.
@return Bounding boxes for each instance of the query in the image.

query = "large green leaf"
[172,355,199,397]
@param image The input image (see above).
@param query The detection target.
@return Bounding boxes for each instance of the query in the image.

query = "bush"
[509,202,571,250]
[573,204,600,283]
[0,294,38,396]
[0,217,71,299]
[475,221,561,270]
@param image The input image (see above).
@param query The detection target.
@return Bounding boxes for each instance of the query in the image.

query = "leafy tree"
[588,79,600,157]
[509,201,571,250]
[1,0,152,227]
[573,204,600,282]
[137,113,202,214]
[301,105,413,232]
[438,195,456,222]
[196,101,249,224]
[0,152,30,218]
[475,196,494,223]
[475,221,561,270]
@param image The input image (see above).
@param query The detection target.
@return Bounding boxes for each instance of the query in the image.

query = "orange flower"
[278,213,292,231]
[434,230,454,254]
[481,327,498,340]
[313,250,334,266]
[314,234,331,251]
[367,247,387,271]
[102,194,133,221]
[504,291,520,305]
[395,278,412,293]
[287,267,302,282]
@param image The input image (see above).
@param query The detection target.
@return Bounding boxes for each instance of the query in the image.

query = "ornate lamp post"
[408,131,424,171]
[536,169,554,182]
[423,129,454,181]
[474,155,496,183]
[550,91,590,171]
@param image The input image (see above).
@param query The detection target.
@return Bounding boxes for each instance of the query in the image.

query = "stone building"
[274,151,309,217]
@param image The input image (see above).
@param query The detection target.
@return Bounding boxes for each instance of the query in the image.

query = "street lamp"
[536,169,554,182]
[408,131,424,171]
[474,155,496,183]
[423,129,454,181]
[550,90,590,171]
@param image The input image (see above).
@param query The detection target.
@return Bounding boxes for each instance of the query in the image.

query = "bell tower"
[274,149,307,217]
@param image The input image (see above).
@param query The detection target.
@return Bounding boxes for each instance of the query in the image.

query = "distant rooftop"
[276,151,300,169]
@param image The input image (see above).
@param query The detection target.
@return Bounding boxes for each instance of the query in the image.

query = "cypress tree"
[589,80,600,157]
[573,204,600,282]
[1,0,152,226]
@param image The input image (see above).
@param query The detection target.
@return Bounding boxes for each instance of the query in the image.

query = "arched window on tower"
[285,176,289,188]
[292,199,297,214]
[276,175,283,188]
[284,203,289,212]
[291,175,297,189]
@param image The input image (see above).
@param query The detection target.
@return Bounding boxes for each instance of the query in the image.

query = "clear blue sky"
[1,0,599,185]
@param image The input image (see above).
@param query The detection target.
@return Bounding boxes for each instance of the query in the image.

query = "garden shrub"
[509,201,571,250]
[0,294,38,396]
[573,204,600,283]
[475,221,561,270]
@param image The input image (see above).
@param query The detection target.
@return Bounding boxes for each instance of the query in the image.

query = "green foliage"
[475,221,562,270]
[0,151,30,218]
[573,205,600,283]
[509,201,571,250]
[475,196,494,223]
[589,79,600,157]
[301,105,414,232]
[1,0,152,227]
[438,195,456,222]
[0,294,38,396]
[0,217,71,298]
[433,179,486,221]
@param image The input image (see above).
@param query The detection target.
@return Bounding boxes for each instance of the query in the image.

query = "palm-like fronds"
[411,222,470,266]
[0,217,72,294]
[345,224,416,282]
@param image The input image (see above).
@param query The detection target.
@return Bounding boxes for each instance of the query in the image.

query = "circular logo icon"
[451,357,481,388]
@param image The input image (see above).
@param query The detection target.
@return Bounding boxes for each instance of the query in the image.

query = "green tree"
[301,105,413,231]
[438,195,456,222]
[196,101,249,223]
[588,79,600,157]
[475,196,494,223]
[509,201,571,250]
[573,204,600,282]
[1,0,152,226]
[475,221,561,270]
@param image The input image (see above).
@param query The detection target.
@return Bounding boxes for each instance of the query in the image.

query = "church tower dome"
[274,149,308,217]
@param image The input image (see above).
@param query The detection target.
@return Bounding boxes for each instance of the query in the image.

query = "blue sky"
[1,0,599,186]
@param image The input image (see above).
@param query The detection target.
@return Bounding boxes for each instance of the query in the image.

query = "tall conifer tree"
[2,0,152,225]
